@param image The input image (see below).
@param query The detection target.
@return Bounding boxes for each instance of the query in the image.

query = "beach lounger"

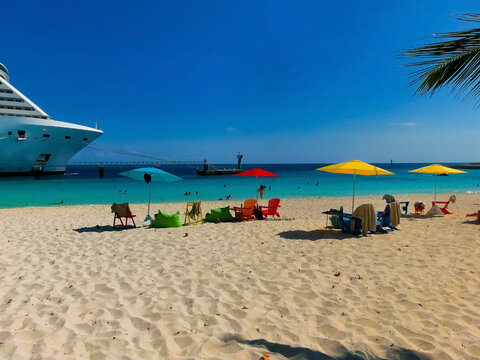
[259,198,281,218]
[377,201,401,231]
[377,201,400,230]
[353,204,379,235]
[233,199,257,221]
[184,201,203,225]
[377,208,390,228]
[339,204,386,235]
[112,203,136,229]
[337,213,362,235]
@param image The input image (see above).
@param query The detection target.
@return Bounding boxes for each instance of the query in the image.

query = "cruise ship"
[0,62,103,175]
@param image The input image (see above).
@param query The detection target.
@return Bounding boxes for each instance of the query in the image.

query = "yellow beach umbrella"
[409,164,466,201]
[317,160,394,212]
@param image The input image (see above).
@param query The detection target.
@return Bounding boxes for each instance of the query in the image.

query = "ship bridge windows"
[0,89,13,94]
[17,130,26,140]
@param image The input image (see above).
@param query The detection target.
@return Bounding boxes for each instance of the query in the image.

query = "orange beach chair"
[233,199,257,221]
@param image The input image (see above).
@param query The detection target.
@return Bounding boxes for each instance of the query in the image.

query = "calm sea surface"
[1,163,479,209]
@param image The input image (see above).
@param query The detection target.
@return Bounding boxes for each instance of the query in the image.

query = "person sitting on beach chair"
[184,201,203,226]
[111,203,136,229]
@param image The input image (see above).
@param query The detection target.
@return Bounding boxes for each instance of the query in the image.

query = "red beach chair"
[112,203,136,229]
[259,198,281,218]
[466,210,480,222]
[431,201,452,215]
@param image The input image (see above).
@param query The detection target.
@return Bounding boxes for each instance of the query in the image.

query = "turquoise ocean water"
[1,163,479,209]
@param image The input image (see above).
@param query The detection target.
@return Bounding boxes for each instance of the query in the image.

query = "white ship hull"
[0,116,102,174]
[0,62,103,175]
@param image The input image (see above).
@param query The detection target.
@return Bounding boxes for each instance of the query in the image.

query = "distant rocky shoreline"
[452,163,480,169]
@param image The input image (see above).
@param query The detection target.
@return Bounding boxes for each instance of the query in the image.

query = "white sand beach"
[0,194,479,359]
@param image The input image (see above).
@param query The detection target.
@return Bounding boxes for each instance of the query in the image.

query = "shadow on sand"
[462,219,480,225]
[73,225,137,233]
[401,214,430,220]
[277,229,353,241]
[223,337,432,360]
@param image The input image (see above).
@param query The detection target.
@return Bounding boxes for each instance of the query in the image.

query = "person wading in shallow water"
[258,185,266,200]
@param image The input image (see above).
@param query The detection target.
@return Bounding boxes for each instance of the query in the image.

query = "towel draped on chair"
[353,204,376,235]
[111,203,130,217]
[389,201,401,228]
[184,201,203,225]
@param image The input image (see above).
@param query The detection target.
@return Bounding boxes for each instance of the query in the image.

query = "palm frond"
[402,13,480,103]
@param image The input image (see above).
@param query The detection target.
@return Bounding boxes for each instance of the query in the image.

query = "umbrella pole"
[352,173,356,213]
[148,182,151,217]
[434,174,437,202]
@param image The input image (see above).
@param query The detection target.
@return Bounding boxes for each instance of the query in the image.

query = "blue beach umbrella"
[120,167,183,222]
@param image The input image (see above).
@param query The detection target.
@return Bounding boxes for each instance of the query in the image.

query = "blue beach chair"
[377,203,401,231]
[337,213,363,236]
[377,207,394,232]
[399,201,409,215]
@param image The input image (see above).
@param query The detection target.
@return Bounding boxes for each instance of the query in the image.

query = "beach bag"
[253,208,264,220]
[330,215,341,229]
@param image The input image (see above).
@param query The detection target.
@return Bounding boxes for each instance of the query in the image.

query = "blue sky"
[3,0,480,163]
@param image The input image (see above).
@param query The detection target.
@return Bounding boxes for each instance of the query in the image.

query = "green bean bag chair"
[205,206,234,223]
[151,210,183,228]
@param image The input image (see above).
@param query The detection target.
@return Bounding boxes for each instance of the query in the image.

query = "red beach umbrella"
[234,168,279,200]
[234,168,279,177]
